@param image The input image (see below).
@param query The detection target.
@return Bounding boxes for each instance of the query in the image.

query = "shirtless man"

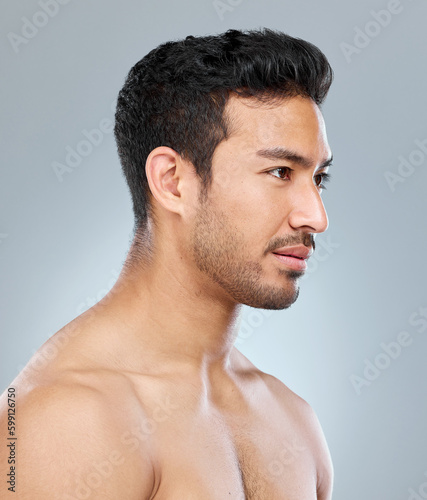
[0,28,334,499]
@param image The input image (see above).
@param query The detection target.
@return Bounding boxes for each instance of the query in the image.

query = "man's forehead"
[223,94,330,158]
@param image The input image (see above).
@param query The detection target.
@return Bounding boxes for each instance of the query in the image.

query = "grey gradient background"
[1,0,427,498]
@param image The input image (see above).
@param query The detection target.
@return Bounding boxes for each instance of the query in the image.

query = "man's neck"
[79,248,243,377]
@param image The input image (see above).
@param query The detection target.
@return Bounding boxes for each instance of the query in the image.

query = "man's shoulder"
[1,359,154,444]
[0,371,157,499]
[258,370,312,416]
[232,347,310,410]
[232,349,334,498]
[261,371,334,498]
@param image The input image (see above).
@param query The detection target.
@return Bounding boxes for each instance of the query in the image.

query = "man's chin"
[264,292,300,310]
[241,283,300,311]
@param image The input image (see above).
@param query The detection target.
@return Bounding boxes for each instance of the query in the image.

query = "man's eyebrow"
[255,147,333,170]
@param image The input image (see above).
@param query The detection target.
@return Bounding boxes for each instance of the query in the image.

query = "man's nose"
[287,183,329,234]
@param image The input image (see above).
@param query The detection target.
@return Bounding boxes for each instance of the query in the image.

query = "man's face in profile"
[189,95,332,310]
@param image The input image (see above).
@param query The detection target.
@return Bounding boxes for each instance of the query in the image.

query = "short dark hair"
[114,28,333,240]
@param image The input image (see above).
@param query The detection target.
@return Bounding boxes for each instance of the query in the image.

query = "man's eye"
[269,167,292,180]
[314,172,332,190]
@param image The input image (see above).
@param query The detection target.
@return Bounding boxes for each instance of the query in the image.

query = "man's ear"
[145,146,188,217]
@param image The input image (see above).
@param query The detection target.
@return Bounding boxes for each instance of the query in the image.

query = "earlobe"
[145,146,182,215]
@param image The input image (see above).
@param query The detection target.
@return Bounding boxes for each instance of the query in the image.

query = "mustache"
[268,233,315,253]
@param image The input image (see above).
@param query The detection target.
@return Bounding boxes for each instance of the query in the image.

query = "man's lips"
[271,245,313,260]
[271,245,312,272]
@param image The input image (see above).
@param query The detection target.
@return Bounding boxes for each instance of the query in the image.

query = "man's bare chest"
[150,424,317,499]
[125,390,318,500]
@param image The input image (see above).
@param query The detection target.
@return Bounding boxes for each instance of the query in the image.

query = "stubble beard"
[190,194,301,310]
